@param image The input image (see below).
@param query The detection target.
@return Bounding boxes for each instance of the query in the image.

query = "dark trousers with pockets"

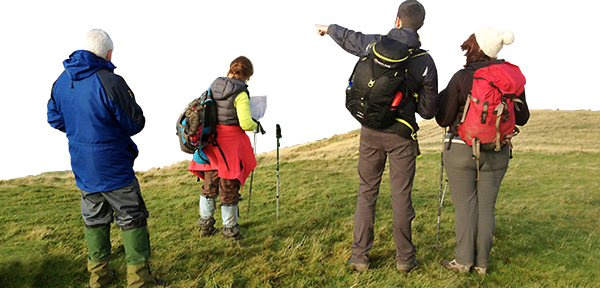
[352,126,419,265]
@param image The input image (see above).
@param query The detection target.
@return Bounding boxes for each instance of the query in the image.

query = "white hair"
[83,29,113,60]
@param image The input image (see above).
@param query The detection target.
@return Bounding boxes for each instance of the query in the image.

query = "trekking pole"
[246,131,257,219]
[434,177,448,249]
[276,124,282,219]
[434,127,448,249]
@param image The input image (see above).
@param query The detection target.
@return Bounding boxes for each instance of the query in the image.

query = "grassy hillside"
[1,110,599,287]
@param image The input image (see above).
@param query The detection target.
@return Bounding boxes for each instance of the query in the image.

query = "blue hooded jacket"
[47,50,145,192]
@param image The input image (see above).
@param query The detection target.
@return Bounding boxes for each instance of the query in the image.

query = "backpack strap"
[472,137,481,181]
[395,117,418,140]
[460,94,479,124]
[513,98,524,111]
[348,56,368,83]
[409,48,428,58]
[204,89,230,171]
[493,99,507,151]
[403,49,429,106]
[214,141,230,171]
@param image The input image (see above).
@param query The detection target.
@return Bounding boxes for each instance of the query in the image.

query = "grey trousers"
[80,178,149,231]
[443,142,509,268]
[351,126,419,265]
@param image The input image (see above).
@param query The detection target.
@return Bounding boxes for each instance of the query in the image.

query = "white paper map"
[250,96,267,120]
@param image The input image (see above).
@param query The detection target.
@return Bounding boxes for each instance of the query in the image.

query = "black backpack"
[176,89,224,166]
[346,36,412,129]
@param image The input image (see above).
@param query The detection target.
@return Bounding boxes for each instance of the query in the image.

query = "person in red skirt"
[188,56,258,239]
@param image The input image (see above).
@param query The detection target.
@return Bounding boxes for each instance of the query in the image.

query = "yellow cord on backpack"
[395,118,417,140]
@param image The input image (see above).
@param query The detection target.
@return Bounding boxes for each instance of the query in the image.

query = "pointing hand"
[315,24,329,36]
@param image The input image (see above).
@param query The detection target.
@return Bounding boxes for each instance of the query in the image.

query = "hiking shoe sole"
[200,227,219,236]
[223,233,245,240]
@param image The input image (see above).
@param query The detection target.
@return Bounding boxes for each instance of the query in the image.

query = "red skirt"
[188,124,256,188]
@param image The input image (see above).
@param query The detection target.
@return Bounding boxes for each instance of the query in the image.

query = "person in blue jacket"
[47,29,164,288]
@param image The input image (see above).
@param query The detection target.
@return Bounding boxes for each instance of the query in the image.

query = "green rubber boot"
[122,226,165,287]
[85,225,115,287]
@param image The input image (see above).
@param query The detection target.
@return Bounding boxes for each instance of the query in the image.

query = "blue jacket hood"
[63,50,116,81]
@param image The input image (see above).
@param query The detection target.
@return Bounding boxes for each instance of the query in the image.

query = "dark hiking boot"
[197,217,218,236]
[222,224,241,239]
[441,259,471,274]
[155,278,167,286]
[397,260,418,273]
[347,256,369,273]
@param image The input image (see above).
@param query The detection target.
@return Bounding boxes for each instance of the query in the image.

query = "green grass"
[1,151,599,287]
[2,110,600,287]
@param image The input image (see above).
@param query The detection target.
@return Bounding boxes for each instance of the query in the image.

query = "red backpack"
[458,62,526,153]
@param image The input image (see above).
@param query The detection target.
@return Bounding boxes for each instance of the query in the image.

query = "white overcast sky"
[0,0,597,180]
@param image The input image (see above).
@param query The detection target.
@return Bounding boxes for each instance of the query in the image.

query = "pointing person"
[316,0,439,273]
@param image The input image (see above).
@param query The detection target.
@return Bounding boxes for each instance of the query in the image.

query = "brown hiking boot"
[222,224,241,239]
[397,260,418,273]
[441,259,471,274]
[197,217,218,236]
[347,256,369,273]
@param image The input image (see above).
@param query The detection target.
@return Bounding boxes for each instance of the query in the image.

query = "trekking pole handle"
[276,124,282,139]
[276,124,281,219]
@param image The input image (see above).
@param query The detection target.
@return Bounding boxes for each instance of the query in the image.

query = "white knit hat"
[475,27,514,59]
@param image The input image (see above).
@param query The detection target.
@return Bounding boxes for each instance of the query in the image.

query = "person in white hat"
[475,27,515,59]
[435,27,530,275]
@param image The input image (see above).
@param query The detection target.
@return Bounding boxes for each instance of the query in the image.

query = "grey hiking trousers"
[351,126,419,265]
[80,178,149,231]
[443,141,509,268]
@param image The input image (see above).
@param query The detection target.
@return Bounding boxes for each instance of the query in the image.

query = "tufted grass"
[1,110,599,287]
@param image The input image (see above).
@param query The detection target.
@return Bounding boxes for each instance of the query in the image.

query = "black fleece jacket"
[328,24,439,134]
